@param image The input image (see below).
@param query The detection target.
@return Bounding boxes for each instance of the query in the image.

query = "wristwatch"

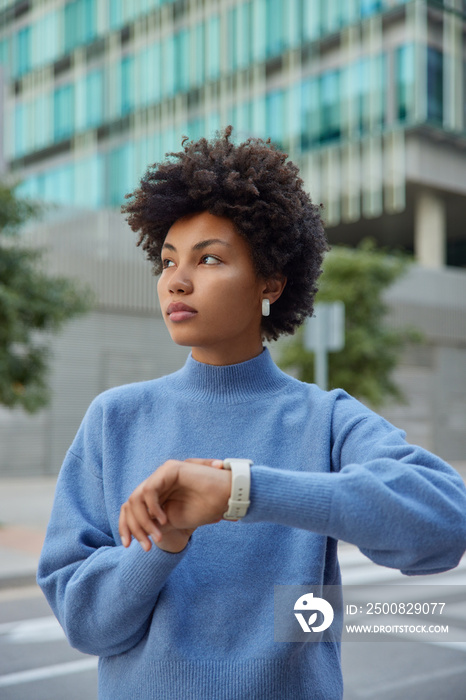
[222,458,253,521]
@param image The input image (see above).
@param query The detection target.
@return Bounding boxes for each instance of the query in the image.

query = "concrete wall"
[369,265,466,462]
[0,311,190,476]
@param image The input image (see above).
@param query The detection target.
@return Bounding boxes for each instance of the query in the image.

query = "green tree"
[277,239,421,407]
[0,181,93,412]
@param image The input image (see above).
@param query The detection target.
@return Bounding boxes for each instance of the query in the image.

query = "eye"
[161,258,175,269]
[201,254,220,265]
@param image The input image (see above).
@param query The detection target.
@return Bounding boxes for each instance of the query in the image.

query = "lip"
[167,302,197,314]
[167,302,198,322]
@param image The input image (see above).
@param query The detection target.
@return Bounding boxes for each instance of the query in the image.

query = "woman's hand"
[118,459,231,553]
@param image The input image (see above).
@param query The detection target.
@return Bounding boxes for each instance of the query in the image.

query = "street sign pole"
[304,302,345,390]
[314,311,328,391]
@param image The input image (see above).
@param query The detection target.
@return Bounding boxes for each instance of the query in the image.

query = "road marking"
[0,615,65,643]
[353,661,466,698]
[0,658,98,687]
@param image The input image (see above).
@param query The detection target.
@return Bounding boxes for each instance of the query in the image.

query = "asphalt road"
[0,585,98,700]
[1,546,465,699]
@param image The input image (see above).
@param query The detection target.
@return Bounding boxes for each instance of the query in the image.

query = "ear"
[262,275,287,306]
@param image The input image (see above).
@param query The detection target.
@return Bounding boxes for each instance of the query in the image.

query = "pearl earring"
[262,299,270,317]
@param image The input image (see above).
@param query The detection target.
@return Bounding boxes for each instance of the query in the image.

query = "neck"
[191,339,265,367]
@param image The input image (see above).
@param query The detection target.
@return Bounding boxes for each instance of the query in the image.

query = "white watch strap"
[222,458,252,520]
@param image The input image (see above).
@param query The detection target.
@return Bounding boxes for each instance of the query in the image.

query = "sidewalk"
[0,477,57,589]
[1,462,465,589]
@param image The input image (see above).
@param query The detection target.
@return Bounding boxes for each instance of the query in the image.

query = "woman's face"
[157,210,284,366]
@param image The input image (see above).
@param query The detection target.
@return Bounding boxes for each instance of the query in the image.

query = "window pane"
[64,1,78,52]
[54,84,74,141]
[239,3,253,67]
[87,69,103,127]
[320,70,340,142]
[194,22,205,86]
[207,15,220,80]
[83,0,96,42]
[360,0,383,19]
[187,117,205,143]
[266,0,284,57]
[252,0,266,61]
[227,6,237,72]
[162,36,175,97]
[121,55,134,114]
[174,29,189,93]
[302,0,320,40]
[266,90,284,148]
[396,44,414,122]
[427,46,443,124]
[301,78,320,149]
[15,27,30,77]
[110,0,123,30]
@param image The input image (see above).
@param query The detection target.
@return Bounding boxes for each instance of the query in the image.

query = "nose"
[167,266,194,295]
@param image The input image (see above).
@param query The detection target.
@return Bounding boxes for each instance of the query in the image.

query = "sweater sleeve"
[242,392,466,576]
[37,402,189,658]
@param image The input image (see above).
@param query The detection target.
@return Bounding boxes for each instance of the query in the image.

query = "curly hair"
[121,125,328,341]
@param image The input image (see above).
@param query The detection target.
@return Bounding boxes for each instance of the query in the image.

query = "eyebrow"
[161,238,232,253]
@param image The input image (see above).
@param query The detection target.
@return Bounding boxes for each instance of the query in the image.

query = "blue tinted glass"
[266,91,284,148]
[396,44,414,121]
[162,36,175,97]
[16,27,30,77]
[84,0,96,41]
[427,47,443,124]
[207,16,220,79]
[266,0,284,57]
[301,78,320,149]
[121,56,134,114]
[194,23,205,86]
[64,1,78,52]
[86,69,103,127]
[360,0,383,18]
[54,85,74,141]
[227,6,237,71]
[110,0,123,30]
[174,29,189,92]
[187,117,205,142]
[320,70,340,142]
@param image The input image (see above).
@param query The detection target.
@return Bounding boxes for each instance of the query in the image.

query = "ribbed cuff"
[120,538,190,598]
[241,466,335,534]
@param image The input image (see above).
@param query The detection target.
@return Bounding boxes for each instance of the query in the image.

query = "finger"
[118,506,131,548]
[184,458,224,469]
[143,491,168,526]
[125,499,163,550]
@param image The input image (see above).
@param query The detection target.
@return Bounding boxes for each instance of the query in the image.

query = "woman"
[38,126,466,699]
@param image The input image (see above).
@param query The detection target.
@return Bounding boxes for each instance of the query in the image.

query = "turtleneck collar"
[168,347,292,404]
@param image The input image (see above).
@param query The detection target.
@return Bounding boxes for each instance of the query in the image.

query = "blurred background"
[0,3,466,698]
[0,0,465,474]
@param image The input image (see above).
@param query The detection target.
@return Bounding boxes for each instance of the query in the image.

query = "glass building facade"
[1,0,465,263]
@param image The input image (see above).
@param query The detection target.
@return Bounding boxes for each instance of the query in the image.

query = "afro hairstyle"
[121,125,328,341]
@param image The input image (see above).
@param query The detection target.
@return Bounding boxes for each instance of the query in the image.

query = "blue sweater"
[38,348,466,699]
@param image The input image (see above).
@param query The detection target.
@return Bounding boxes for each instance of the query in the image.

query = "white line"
[0,616,64,643]
[354,662,466,698]
[0,658,98,687]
